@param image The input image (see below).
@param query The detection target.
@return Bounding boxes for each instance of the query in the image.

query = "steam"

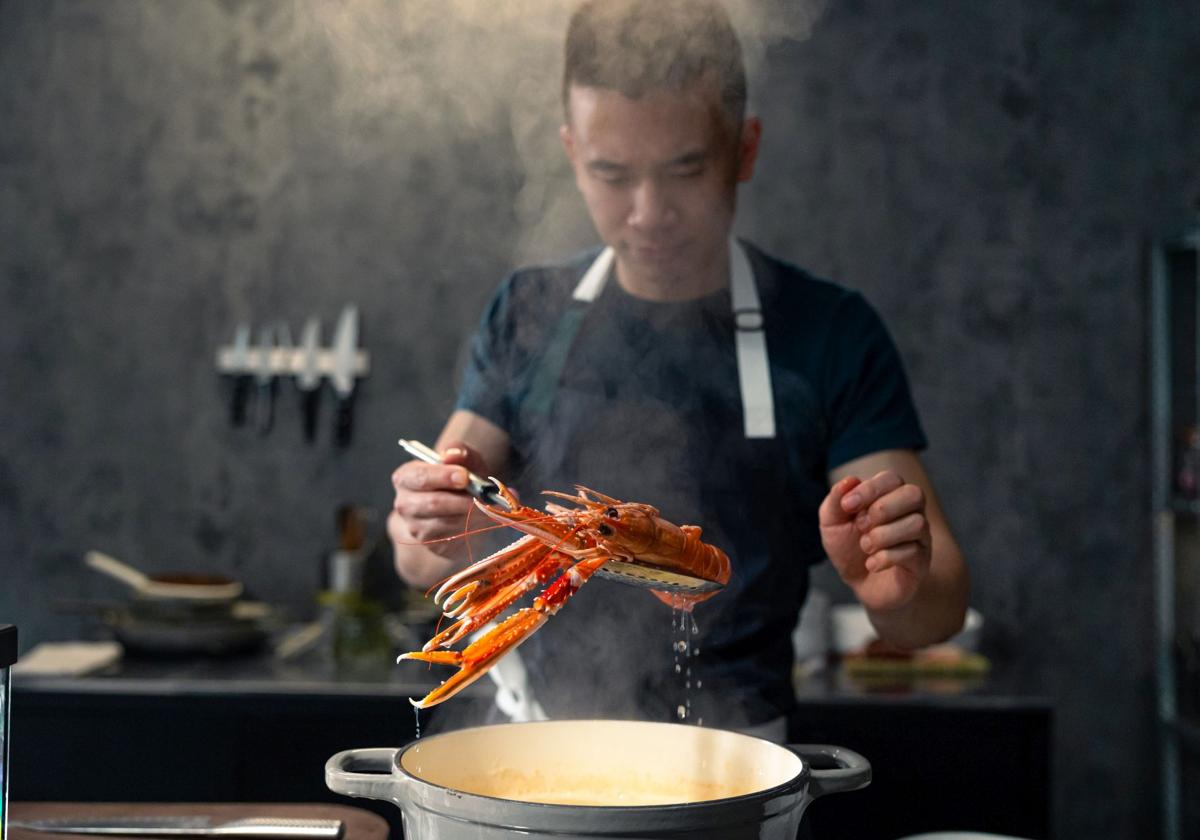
[306,0,829,262]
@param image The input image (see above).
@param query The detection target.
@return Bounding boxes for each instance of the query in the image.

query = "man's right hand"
[388,442,492,587]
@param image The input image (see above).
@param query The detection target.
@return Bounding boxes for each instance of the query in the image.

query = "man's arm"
[433,409,511,470]
[389,409,511,590]
[822,449,968,649]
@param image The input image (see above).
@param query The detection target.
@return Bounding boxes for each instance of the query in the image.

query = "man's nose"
[627,179,677,230]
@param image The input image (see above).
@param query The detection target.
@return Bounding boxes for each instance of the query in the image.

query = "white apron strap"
[573,246,615,302]
[569,240,776,439]
[729,241,776,439]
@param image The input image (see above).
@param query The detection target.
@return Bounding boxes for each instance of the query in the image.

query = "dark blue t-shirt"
[455,240,926,726]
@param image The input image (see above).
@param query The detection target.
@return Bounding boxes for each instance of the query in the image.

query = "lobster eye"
[604,507,619,519]
[597,523,613,537]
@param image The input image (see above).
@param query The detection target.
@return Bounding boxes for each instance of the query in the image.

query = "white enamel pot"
[325,719,870,839]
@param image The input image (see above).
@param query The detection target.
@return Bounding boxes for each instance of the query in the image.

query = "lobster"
[399,479,730,709]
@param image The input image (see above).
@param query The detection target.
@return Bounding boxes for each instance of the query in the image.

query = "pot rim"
[393,719,811,815]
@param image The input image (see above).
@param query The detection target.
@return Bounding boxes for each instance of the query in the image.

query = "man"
[390,0,967,739]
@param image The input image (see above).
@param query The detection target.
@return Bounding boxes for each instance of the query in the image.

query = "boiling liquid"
[456,768,755,806]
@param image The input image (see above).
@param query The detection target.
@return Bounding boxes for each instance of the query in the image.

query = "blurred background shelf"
[1149,221,1200,840]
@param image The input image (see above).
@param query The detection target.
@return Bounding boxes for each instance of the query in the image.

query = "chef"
[389,0,968,741]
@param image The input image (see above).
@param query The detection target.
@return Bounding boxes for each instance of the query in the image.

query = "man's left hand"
[818,470,932,613]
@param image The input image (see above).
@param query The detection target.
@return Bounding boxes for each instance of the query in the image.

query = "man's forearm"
[391,527,474,591]
[866,526,969,650]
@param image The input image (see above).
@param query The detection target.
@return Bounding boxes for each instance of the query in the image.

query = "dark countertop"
[11,649,485,701]
[12,643,1051,711]
[793,661,1054,710]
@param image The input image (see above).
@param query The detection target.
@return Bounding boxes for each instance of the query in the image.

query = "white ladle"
[85,550,243,601]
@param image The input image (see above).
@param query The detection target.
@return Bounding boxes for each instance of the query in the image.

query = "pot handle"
[787,743,872,798]
[325,748,406,806]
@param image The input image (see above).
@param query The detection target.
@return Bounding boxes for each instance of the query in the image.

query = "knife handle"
[333,393,354,448]
[256,379,276,435]
[300,389,320,442]
[230,376,251,427]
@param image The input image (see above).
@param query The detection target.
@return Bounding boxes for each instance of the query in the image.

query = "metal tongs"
[397,439,722,595]
[397,439,512,509]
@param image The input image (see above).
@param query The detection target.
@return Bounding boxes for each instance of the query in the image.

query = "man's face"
[561,81,760,298]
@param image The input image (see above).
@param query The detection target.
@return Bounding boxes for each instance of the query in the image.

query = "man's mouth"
[629,241,686,262]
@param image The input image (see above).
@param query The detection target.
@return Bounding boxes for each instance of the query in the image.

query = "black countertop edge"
[792,690,1055,711]
[12,674,449,699]
[13,673,1052,711]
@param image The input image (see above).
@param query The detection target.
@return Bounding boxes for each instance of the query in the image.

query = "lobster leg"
[422,548,572,651]
[400,555,609,709]
[434,534,552,607]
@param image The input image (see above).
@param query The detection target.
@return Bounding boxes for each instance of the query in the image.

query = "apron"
[527,240,776,438]
[502,240,810,728]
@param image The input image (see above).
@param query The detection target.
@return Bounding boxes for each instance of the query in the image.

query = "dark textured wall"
[3,1,1198,837]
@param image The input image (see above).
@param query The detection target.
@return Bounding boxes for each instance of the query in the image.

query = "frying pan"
[85,551,243,602]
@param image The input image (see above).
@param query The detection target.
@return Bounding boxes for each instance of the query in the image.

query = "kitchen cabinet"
[9,656,485,839]
[792,672,1051,840]
[10,654,1051,840]
[1150,221,1200,840]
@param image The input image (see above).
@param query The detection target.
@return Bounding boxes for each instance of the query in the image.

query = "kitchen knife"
[296,316,321,443]
[330,305,358,447]
[9,818,343,840]
[254,324,277,434]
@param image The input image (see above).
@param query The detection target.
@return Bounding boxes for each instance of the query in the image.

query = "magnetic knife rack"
[215,304,370,443]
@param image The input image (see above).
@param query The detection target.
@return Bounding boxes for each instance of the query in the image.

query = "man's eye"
[669,165,704,179]
[597,172,631,186]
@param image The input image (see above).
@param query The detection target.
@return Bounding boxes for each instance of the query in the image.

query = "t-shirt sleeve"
[824,292,927,469]
[454,275,520,431]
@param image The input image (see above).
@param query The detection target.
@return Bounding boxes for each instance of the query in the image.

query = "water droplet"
[674,663,681,674]
[693,647,700,656]
[690,615,699,635]
[675,640,688,653]
[677,704,687,719]
[696,680,702,688]
[685,681,691,689]
[413,706,422,740]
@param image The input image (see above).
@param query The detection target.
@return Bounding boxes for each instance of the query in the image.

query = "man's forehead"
[564,82,733,155]
[565,78,726,120]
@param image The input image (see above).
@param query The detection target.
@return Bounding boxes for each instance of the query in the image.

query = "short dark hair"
[562,0,747,128]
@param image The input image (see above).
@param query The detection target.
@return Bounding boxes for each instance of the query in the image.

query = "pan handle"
[324,748,407,806]
[786,743,872,798]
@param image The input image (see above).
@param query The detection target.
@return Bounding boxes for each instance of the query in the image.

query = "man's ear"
[561,123,586,191]
[736,116,762,183]
[560,124,576,166]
